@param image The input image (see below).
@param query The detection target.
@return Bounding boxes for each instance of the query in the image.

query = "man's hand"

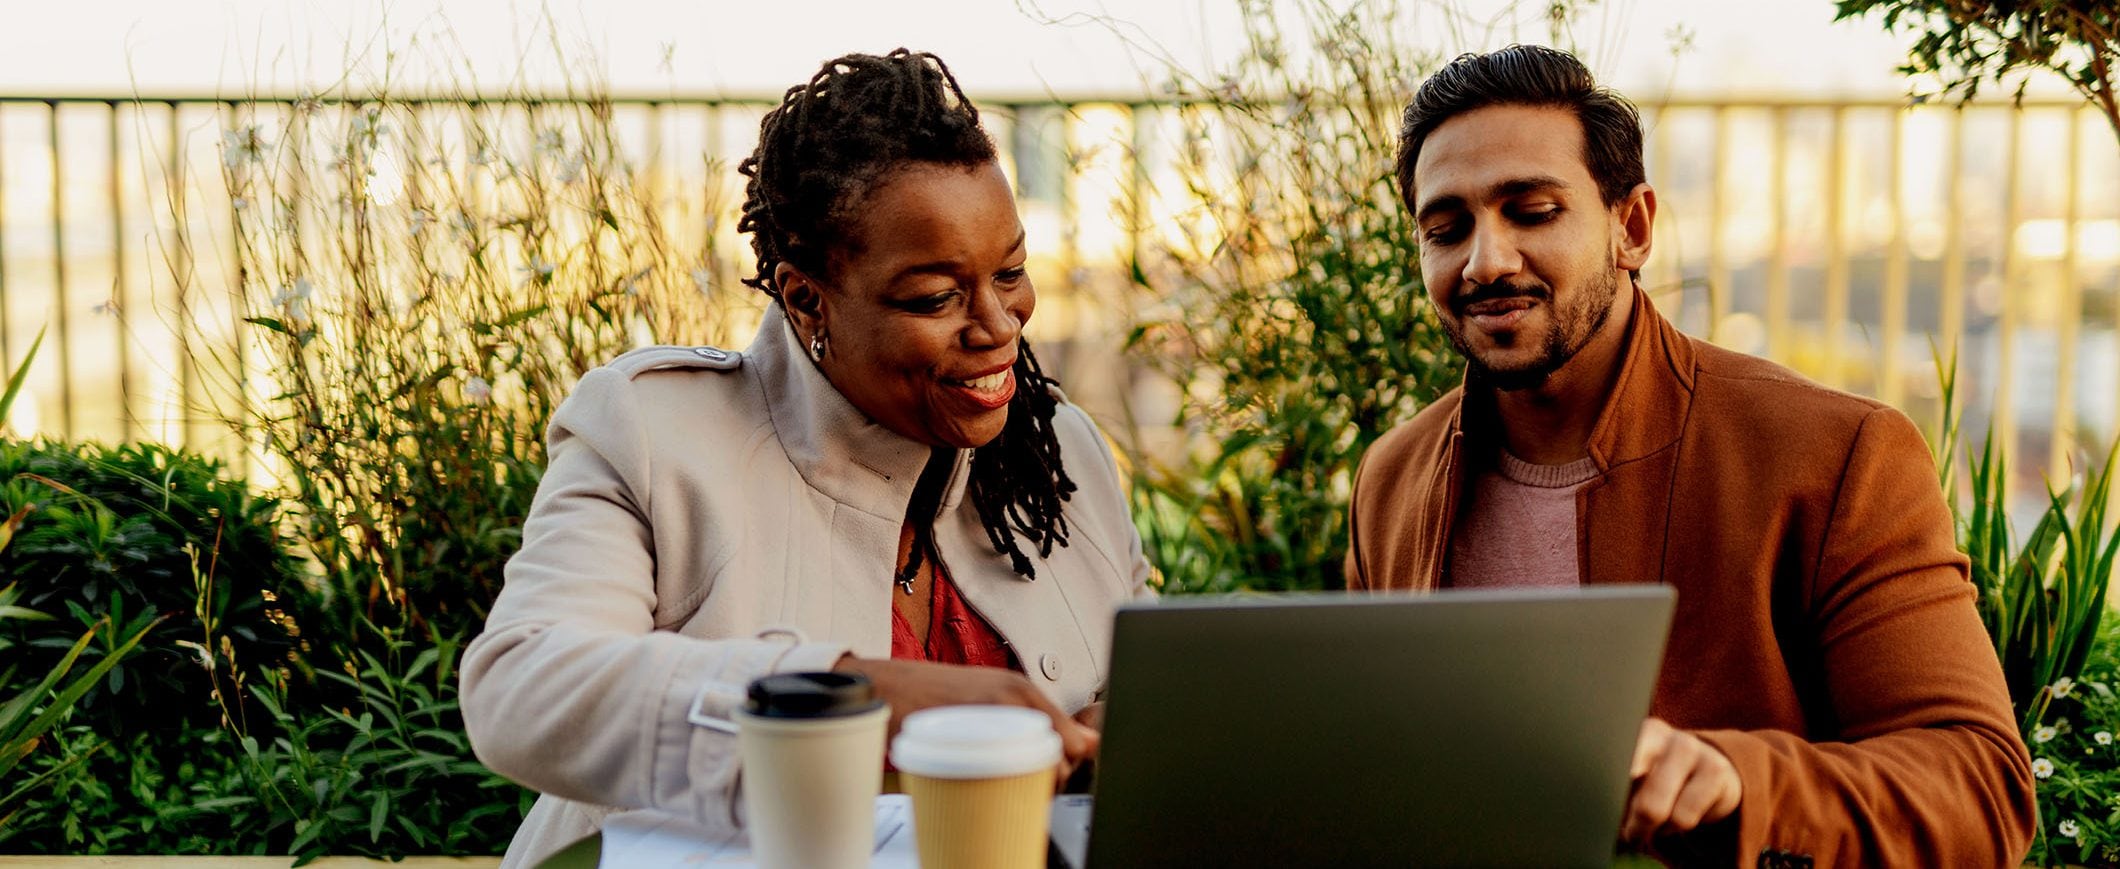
[1621,717,1742,846]
[832,656,1100,783]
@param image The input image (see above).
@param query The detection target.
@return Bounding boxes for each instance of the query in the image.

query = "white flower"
[231,196,250,212]
[556,154,584,183]
[464,376,492,405]
[2053,677,2077,699]
[2097,731,2112,746]
[469,146,495,167]
[2060,819,2082,838]
[270,278,315,329]
[690,267,714,296]
[409,209,432,237]
[2033,758,2056,779]
[221,126,264,167]
[519,258,555,285]
[536,128,565,154]
[2035,726,2058,744]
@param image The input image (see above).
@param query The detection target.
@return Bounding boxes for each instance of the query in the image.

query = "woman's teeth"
[959,371,1009,391]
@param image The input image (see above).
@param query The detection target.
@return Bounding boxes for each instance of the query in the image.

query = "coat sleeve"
[1688,407,2035,867]
[1343,453,1372,591]
[459,367,849,822]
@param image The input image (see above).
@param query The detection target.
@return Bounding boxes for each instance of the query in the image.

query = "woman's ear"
[775,261,828,341]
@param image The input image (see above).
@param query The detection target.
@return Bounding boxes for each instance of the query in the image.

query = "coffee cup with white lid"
[890,705,1062,869]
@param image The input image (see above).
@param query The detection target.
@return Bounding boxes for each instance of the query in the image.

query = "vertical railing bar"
[48,100,73,438]
[645,100,664,239]
[1708,106,1730,341]
[224,99,249,478]
[1822,105,1849,388]
[1650,106,1680,324]
[1114,101,1150,448]
[1879,107,1910,408]
[1127,102,1147,293]
[108,100,135,439]
[1941,107,1967,373]
[1767,106,1791,363]
[704,103,723,295]
[1996,105,2024,477]
[1057,104,1083,383]
[0,105,11,372]
[2051,107,2083,484]
[168,103,194,451]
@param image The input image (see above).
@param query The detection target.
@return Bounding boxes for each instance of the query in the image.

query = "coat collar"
[1446,284,1696,473]
[747,304,974,521]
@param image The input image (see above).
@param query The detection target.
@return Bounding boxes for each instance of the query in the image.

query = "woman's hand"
[833,656,1100,782]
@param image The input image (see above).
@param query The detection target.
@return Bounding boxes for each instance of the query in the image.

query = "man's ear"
[1613,182,1657,274]
[774,261,829,341]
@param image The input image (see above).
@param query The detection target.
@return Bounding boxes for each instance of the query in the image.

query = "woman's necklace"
[896,536,929,596]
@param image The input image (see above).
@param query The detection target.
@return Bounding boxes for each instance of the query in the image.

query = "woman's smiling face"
[777,160,1034,449]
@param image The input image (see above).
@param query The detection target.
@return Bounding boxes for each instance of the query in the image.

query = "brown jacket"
[1345,290,2034,867]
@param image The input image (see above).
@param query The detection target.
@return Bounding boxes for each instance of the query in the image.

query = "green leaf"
[368,792,388,842]
[0,326,44,429]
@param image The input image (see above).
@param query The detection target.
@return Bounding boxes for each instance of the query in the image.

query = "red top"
[890,561,1016,670]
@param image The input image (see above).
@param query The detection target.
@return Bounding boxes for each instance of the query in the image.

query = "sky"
[0,0,2064,101]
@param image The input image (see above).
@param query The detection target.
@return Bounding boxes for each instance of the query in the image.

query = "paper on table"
[598,795,919,868]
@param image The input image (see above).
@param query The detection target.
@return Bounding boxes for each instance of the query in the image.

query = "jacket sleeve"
[1689,407,2035,867]
[1343,453,1372,591]
[459,367,849,823]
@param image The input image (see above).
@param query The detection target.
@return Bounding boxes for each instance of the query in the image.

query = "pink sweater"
[1446,450,1598,588]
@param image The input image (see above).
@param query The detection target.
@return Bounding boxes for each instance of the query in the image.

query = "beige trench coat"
[460,307,1155,868]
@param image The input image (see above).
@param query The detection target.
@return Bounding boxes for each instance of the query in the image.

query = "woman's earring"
[808,332,828,363]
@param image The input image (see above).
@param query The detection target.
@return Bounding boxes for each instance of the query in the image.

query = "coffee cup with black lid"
[735,671,889,869]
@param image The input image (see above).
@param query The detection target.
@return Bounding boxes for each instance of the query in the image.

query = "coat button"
[692,347,728,361]
[1039,653,1063,681]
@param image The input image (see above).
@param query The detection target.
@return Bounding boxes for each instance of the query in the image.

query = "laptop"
[1055,586,1676,869]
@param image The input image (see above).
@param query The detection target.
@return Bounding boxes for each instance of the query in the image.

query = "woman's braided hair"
[737,49,1075,580]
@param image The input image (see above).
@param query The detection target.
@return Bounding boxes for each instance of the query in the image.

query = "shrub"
[2016,617,2120,867]
[1124,0,1459,593]
[0,439,316,735]
[146,62,740,856]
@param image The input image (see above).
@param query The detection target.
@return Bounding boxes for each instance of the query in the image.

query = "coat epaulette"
[605,345,744,379]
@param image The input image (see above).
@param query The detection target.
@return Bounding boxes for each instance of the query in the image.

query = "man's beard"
[1439,266,1619,393]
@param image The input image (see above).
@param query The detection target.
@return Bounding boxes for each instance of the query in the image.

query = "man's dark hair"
[1395,44,1645,207]
[737,49,1074,582]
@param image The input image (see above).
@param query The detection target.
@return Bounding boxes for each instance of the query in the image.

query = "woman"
[460,49,1153,868]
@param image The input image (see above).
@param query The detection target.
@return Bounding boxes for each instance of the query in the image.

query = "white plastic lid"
[889,705,1063,779]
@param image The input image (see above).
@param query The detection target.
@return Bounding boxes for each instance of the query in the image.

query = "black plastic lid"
[744,671,883,719]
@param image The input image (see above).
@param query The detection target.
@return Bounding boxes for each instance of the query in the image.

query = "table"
[529,830,1666,869]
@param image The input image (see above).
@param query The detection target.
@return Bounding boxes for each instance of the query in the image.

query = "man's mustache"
[1450,280,1551,316]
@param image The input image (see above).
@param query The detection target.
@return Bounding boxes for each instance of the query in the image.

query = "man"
[1345,45,2033,866]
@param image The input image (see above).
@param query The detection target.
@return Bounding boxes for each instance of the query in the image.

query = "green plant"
[1932,348,2120,732]
[0,326,164,834]
[146,58,734,857]
[1835,0,2120,141]
[186,81,736,651]
[1122,0,1459,593]
[2012,617,2120,867]
[0,440,316,740]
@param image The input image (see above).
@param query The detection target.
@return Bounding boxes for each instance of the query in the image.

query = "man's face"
[1410,104,1627,391]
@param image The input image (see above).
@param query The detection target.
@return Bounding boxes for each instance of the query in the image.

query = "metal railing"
[0,92,2110,508]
